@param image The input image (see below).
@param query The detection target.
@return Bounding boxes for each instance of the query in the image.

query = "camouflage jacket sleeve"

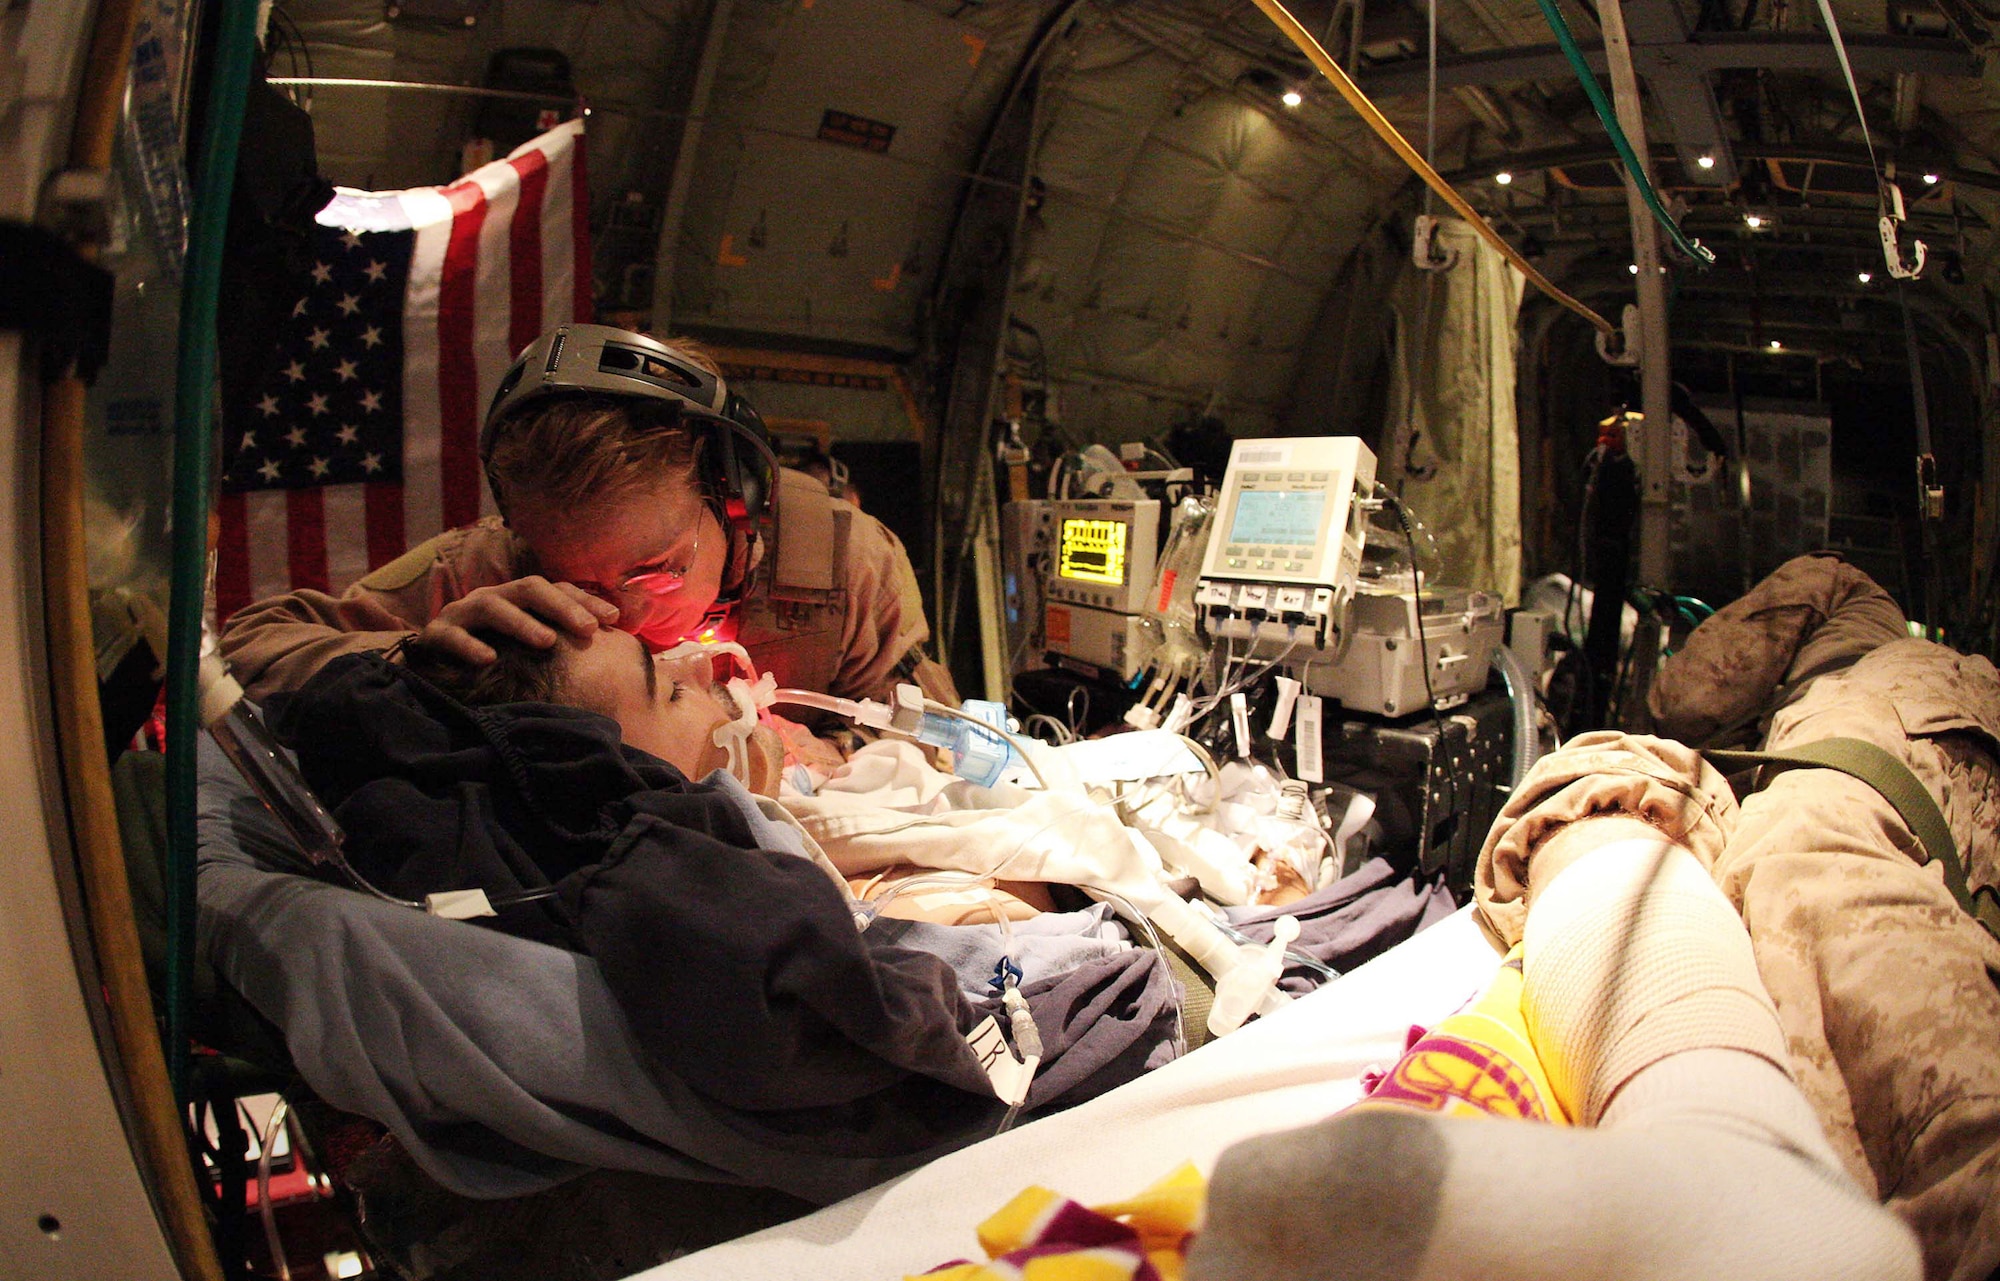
[219,518,525,702]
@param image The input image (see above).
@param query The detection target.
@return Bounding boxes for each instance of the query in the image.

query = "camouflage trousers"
[1476,641,2000,1281]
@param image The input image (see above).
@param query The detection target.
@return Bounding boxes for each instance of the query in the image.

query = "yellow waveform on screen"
[1058,518,1127,586]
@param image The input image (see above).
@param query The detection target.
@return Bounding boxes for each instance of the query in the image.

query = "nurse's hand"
[415,576,619,665]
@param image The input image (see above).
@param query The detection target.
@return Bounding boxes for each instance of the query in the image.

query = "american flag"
[215,119,591,619]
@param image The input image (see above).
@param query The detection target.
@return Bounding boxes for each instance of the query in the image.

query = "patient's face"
[563,628,780,793]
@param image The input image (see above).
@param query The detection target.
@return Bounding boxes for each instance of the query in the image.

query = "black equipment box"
[1321,687,1513,895]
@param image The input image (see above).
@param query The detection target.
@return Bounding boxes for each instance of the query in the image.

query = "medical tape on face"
[653,639,772,784]
[712,672,776,783]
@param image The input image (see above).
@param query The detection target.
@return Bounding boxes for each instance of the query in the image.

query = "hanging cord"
[1530,0,1715,266]
[1243,0,1621,342]
[1381,489,1464,821]
[1424,0,1438,219]
[1808,0,1926,278]
[1898,285,1944,634]
[165,0,264,1108]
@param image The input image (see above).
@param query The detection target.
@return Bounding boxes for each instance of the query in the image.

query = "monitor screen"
[1057,518,1128,586]
[1228,489,1327,548]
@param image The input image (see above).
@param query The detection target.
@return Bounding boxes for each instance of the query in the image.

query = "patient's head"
[401,627,782,794]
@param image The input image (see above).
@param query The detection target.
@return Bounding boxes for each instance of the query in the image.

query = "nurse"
[221,324,954,706]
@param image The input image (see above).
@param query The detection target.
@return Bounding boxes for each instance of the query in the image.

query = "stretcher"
[636,906,1504,1280]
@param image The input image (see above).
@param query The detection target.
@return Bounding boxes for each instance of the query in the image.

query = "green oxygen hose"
[1531,0,1715,267]
[165,0,262,1104]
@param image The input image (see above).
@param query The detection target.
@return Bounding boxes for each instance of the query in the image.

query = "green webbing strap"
[1707,737,2000,940]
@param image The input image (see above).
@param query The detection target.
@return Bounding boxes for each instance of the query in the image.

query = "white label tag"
[965,1015,1038,1106]
[424,889,498,920]
[1230,692,1251,758]
[1268,676,1302,740]
[1296,694,1324,783]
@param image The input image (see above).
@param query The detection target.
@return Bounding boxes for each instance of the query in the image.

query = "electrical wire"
[257,1098,294,1281]
[1530,0,1714,266]
[1243,0,1620,341]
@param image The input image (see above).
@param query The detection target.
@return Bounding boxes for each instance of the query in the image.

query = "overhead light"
[1281,88,1303,108]
[1858,271,1873,283]
[1744,213,1765,229]
[1696,154,1716,170]
[1628,263,1639,274]
[1923,171,1941,185]
[1494,170,1514,185]
[1769,339,1783,350]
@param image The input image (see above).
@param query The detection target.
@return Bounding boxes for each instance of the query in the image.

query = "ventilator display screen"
[1229,489,1326,548]
[1058,518,1129,586]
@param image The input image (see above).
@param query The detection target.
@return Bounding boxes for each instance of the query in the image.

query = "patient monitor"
[1195,437,1377,656]
[1041,498,1162,681]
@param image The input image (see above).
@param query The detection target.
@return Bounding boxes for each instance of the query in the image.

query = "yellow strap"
[1246,0,1619,342]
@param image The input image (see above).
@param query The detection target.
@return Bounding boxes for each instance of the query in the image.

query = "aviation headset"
[480,324,780,611]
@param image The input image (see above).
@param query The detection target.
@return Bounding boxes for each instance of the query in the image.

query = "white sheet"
[635,906,1502,1281]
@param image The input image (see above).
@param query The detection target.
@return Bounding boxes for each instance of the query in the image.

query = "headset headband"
[481,324,741,462]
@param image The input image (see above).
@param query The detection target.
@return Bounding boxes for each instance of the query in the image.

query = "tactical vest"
[733,468,851,697]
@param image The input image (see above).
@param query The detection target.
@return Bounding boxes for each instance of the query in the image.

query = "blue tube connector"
[917,699,1022,788]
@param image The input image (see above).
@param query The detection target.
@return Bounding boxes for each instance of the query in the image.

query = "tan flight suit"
[221,468,956,707]
[1475,554,2000,1281]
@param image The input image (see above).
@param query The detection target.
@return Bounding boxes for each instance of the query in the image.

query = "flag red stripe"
[287,487,331,593]
[216,490,252,621]
[438,180,489,530]
[365,481,407,570]
[571,132,593,323]
[508,150,549,359]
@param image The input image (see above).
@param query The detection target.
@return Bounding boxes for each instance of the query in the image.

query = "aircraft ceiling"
[272,0,2000,440]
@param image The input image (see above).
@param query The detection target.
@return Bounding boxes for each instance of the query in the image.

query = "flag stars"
[363,260,387,284]
[241,430,258,450]
[336,293,362,316]
[257,394,281,417]
[359,326,384,349]
[361,452,384,474]
[292,299,308,318]
[310,262,332,285]
[309,456,331,478]
[306,392,330,416]
[335,424,359,445]
[307,327,331,350]
[333,358,358,382]
[358,388,383,413]
[285,425,308,448]
[340,229,364,250]
[258,459,283,482]
[283,360,307,383]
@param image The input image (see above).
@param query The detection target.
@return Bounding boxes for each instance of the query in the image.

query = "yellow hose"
[1247,0,1619,341]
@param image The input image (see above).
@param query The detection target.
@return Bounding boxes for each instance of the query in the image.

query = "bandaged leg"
[1189,828,1919,1281]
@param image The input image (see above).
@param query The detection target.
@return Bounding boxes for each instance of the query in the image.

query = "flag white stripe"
[469,162,519,524]
[244,490,289,604]
[322,482,370,591]
[399,184,454,551]
[539,123,578,333]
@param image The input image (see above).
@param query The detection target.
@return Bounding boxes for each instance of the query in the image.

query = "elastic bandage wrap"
[1522,837,1791,1127]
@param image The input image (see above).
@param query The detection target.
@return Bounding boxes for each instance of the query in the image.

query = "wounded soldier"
[1464,553,2000,1281]
[195,629,1185,1226]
